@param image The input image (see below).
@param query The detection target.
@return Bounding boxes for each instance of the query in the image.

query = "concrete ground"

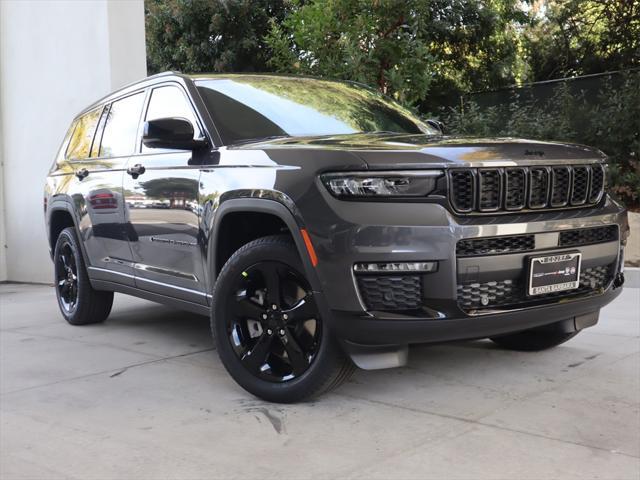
[0,283,638,480]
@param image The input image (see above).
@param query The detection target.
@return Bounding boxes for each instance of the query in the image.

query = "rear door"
[122,83,207,304]
[68,92,144,285]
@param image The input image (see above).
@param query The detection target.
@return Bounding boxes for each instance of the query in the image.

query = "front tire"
[490,322,578,351]
[53,227,113,325]
[211,235,354,403]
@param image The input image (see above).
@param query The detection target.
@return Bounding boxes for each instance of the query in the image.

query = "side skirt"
[91,279,210,317]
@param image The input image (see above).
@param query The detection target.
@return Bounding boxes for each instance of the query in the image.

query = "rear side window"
[142,85,201,153]
[99,92,145,158]
[66,107,102,160]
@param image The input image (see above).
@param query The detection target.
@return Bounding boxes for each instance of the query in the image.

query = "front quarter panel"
[198,146,367,291]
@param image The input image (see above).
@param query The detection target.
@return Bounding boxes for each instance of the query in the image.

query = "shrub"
[442,72,640,208]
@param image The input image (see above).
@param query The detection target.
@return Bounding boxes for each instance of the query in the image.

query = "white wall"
[0,3,6,282]
[0,0,146,283]
[0,80,6,282]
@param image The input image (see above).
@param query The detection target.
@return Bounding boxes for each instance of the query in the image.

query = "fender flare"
[207,197,323,295]
[46,197,91,267]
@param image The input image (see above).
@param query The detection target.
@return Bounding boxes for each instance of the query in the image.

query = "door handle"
[75,168,89,180]
[126,164,146,179]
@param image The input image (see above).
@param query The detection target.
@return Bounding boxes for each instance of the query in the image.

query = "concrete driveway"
[1,283,638,479]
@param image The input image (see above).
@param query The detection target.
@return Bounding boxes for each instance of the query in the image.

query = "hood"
[237,133,605,169]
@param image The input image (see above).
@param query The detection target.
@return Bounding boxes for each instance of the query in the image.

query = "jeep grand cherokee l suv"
[45,72,628,402]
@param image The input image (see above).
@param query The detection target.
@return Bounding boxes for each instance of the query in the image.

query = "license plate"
[528,252,581,296]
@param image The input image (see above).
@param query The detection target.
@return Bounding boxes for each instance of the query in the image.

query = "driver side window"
[142,85,201,153]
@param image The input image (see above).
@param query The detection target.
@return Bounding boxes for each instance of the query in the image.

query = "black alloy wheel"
[226,260,321,382]
[53,227,114,325]
[56,241,79,313]
[212,235,354,403]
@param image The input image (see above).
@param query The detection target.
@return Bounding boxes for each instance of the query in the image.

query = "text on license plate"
[528,252,581,296]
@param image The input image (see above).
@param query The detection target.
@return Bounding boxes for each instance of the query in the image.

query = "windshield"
[195,76,438,145]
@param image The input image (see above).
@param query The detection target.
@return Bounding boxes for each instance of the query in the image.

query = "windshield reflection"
[195,76,438,145]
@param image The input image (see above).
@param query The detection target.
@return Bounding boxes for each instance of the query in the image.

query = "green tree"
[524,0,640,80]
[444,72,640,207]
[265,0,529,110]
[145,0,289,74]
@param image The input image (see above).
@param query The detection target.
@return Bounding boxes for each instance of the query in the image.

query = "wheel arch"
[209,198,348,367]
[208,198,322,295]
[46,199,90,267]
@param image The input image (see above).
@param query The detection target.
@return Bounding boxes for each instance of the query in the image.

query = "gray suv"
[45,72,628,402]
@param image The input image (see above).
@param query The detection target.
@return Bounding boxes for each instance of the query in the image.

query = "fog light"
[353,262,438,273]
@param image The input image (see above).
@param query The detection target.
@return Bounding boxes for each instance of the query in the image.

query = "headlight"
[321,171,443,198]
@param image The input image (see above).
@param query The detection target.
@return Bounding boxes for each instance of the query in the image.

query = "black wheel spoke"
[233,296,264,320]
[281,329,309,375]
[225,259,321,383]
[241,334,274,372]
[56,243,79,313]
[262,263,281,307]
[285,295,317,323]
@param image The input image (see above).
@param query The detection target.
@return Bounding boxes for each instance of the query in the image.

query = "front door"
[123,84,207,304]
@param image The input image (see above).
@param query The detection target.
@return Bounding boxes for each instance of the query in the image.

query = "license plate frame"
[528,251,582,296]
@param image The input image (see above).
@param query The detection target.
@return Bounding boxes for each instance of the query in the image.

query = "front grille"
[457,234,535,257]
[589,165,605,203]
[528,167,550,208]
[449,170,475,212]
[356,275,422,311]
[449,164,605,214]
[505,168,527,209]
[457,263,614,312]
[571,166,590,205]
[457,225,618,257]
[559,225,618,247]
[550,167,570,206]
[478,169,502,211]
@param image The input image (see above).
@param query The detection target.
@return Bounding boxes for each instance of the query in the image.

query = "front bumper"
[330,286,621,346]
[306,194,628,346]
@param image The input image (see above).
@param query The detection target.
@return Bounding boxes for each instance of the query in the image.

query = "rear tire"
[211,234,354,403]
[53,227,113,325]
[490,323,578,351]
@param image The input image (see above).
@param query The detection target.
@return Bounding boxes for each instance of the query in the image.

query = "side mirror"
[142,117,208,150]
[426,119,445,134]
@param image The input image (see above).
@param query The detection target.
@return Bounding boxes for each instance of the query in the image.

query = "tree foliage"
[443,72,640,206]
[524,0,640,81]
[265,0,529,109]
[144,0,639,205]
[145,0,289,74]
[144,0,639,100]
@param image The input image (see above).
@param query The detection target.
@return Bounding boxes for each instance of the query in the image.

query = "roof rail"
[148,70,183,79]
[74,71,187,119]
[113,71,184,93]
